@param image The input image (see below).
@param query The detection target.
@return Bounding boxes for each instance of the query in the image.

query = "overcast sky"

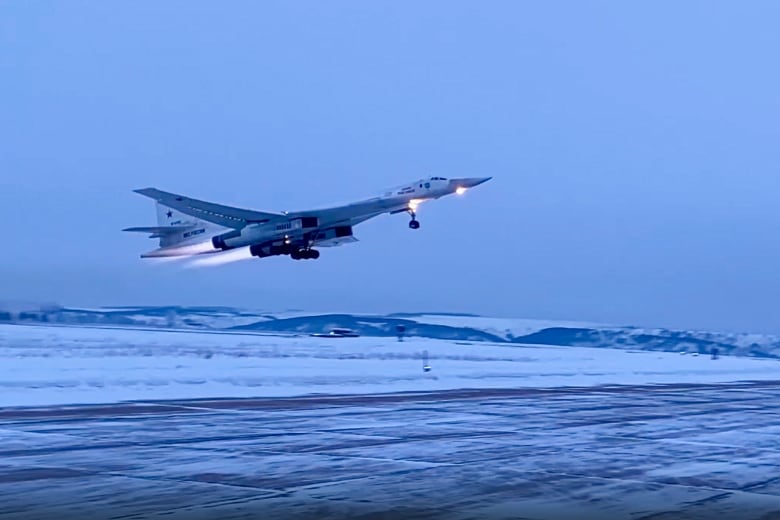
[2,1,780,332]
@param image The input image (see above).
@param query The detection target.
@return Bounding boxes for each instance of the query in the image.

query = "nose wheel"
[408,209,421,230]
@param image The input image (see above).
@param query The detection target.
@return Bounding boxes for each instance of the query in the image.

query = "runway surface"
[2,382,780,519]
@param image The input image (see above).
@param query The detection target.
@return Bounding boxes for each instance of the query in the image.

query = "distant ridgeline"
[0,305,777,359]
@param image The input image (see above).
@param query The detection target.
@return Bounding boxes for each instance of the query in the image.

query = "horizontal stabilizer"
[122,226,194,238]
[139,242,221,258]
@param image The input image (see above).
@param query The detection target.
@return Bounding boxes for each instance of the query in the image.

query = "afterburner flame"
[148,256,189,264]
[185,246,253,268]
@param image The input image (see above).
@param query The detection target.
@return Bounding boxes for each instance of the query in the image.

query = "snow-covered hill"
[2,305,779,358]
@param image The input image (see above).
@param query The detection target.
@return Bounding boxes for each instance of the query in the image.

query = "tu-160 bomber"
[124,176,491,260]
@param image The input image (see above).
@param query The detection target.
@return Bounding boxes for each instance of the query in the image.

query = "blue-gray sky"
[2,1,780,332]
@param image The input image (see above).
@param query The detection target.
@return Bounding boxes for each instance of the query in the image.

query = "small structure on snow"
[397,324,406,342]
[310,328,360,338]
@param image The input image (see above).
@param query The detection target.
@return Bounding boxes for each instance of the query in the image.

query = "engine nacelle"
[213,218,321,251]
[211,229,240,250]
[212,221,289,250]
[248,241,297,258]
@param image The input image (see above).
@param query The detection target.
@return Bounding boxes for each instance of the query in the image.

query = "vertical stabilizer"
[151,203,215,248]
[156,202,197,228]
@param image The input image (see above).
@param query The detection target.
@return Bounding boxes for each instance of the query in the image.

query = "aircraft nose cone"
[451,177,492,189]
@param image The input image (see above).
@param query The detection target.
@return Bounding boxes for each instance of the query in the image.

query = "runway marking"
[133,401,230,413]
[3,379,780,423]
[598,433,780,456]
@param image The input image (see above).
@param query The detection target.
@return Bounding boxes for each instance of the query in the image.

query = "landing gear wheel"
[291,249,320,260]
[407,207,420,229]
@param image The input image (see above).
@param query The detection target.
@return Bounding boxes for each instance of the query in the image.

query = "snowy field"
[1,323,779,407]
[4,323,780,519]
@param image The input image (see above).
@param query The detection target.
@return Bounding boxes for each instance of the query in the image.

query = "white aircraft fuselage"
[124,176,491,260]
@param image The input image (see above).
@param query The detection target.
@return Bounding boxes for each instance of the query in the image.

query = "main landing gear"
[291,249,320,260]
[408,209,421,230]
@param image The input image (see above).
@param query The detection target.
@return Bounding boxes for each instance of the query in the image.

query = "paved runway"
[2,382,780,519]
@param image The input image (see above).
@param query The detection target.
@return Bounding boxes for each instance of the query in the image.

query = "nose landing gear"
[408,209,421,229]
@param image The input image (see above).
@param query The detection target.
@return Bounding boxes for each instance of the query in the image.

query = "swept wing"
[287,197,406,228]
[134,188,285,229]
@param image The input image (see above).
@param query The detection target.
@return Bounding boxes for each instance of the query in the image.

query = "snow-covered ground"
[1,323,779,408]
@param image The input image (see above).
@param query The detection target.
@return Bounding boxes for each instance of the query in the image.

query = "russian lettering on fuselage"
[183,228,205,239]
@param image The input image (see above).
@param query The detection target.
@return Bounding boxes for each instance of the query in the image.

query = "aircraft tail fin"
[123,202,216,250]
[156,202,200,228]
